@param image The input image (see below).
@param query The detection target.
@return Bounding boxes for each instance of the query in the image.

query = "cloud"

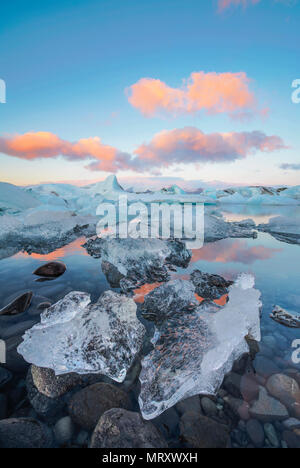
[0,131,132,172]
[218,0,260,11]
[280,163,300,170]
[0,128,286,174]
[217,0,297,11]
[133,127,286,173]
[127,72,264,119]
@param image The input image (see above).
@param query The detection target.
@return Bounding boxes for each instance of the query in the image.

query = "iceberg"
[258,216,300,245]
[0,210,97,259]
[18,290,145,382]
[202,186,300,206]
[138,274,261,420]
[0,182,40,215]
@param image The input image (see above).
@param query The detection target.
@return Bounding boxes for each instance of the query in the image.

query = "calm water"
[0,205,299,446]
[0,206,299,354]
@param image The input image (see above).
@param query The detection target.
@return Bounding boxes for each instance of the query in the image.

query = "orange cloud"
[0,128,286,174]
[218,0,261,11]
[0,132,132,172]
[127,71,263,118]
[133,127,286,172]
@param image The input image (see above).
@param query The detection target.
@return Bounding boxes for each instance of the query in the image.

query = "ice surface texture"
[258,216,300,245]
[84,237,191,292]
[18,290,145,382]
[138,274,261,420]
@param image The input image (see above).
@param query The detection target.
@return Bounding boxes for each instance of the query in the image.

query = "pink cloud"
[217,0,297,12]
[0,128,286,174]
[127,71,264,118]
[133,127,286,173]
[218,0,261,12]
[0,132,132,172]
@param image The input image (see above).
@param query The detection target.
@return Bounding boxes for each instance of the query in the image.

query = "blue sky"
[0,0,299,188]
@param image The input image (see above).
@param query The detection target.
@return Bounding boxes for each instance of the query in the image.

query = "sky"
[0,0,299,189]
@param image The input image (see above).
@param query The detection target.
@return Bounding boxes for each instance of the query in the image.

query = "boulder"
[180,412,230,448]
[0,292,33,316]
[90,408,167,448]
[249,387,289,422]
[0,418,53,448]
[68,383,131,430]
[30,365,83,398]
[266,374,300,413]
[54,416,75,446]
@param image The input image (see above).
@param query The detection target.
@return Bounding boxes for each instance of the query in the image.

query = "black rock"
[0,367,12,389]
[0,418,53,448]
[0,394,7,420]
[33,261,66,278]
[0,292,33,316]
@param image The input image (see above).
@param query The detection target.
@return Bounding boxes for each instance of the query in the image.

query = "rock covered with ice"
[18,290,145,382]
[138,274,261,420]
[84,237,191,292]
[190,270,233,299]
[258,216,300,245]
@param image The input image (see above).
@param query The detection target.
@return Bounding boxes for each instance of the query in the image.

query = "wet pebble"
[264,422,280,448]
[246,419,265,447]
[201,397,218,418]
[54,416,75,446]
[33,261,66,278]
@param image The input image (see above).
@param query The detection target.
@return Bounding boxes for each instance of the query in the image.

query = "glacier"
[17,290,145,381]
[138,274,261,420]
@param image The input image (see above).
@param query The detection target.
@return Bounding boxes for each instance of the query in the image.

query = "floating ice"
[138,274,261,420]
[84,237,191,292]
[258,216,300,245]
[18,290,145,382]
[202,186,300,206]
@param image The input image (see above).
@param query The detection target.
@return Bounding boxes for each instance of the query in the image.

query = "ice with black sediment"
[138,274,261,420]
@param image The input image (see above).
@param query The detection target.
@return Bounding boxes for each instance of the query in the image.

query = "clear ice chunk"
[18,290,145,382]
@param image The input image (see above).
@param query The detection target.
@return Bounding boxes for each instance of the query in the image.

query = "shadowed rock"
[180,412,230,448]
[0,291,33,316]
[68,383,131,430]
[0,418,53,448]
